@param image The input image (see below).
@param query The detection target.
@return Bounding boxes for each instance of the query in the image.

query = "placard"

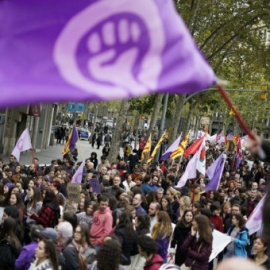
[67,183,81,203]
[90,178,101,194]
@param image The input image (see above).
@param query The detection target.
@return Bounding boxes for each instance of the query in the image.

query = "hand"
[191,226,197,236]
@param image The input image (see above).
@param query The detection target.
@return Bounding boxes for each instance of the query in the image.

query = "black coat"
[114,224,135,265]
[171,221,191,266]
[0,238,20,270]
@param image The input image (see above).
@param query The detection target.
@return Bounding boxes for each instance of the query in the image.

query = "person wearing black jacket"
[114,212,135,265]
[169,209,193,266]
[0,217,21,270]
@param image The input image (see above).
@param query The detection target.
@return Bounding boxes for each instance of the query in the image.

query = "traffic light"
[260,85,267,100]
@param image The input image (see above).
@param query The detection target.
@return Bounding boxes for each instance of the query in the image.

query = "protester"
[90,195,113,250]
[57,221,80,270]
[73,224,96,268]
[15,225,43,270]
[181,215,213,270]
[113,212,134,266]
[30,188,60,228]
[170,209,194,267]
[137,235,164,270]
[90,238,125,270]
[249,237,269,267]
[0,217,22,269]
[225,213,249,258]
[28,238,58,270]
[151,211,173,262]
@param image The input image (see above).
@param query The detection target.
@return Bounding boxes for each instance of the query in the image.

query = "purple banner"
[0,0,216,108]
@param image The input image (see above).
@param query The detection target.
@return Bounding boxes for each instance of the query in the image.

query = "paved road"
[1,139,106,165]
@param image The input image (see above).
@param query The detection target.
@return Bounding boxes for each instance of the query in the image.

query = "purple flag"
[0,0,216,108]
[71,162,84,184]
[161,134,182,160]
[205,153,226,191]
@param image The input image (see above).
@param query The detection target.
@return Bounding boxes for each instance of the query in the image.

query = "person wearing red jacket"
[210,203,224,233]
[137,235,164,270]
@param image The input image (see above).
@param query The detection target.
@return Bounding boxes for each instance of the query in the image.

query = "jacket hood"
[145,254,164,266]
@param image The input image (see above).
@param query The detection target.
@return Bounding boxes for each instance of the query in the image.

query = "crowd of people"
[0,132,268,270]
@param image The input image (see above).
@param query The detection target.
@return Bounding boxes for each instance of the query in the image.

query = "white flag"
[245,195,265,235]
[11,128,32,161]
[176,152,197,188]
[71,162,84,184]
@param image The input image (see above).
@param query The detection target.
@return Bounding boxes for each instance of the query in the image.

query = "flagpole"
[217,84,256,141]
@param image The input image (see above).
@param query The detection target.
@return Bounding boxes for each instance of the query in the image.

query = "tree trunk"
[147,94,164,138]
[169,94,186,145]
[108,99,130,162]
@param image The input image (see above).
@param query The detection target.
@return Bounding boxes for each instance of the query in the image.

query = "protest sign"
[90,178,101,194]
[67,183,81,203]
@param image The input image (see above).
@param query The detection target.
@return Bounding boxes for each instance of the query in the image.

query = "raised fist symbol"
[53,0,165,99]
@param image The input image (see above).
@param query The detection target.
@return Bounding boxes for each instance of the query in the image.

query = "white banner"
[209,229,232,262]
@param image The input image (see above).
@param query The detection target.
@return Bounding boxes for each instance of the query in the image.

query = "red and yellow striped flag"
[147,131,167,164]
[170,131,190,160]
[141,134,151,162]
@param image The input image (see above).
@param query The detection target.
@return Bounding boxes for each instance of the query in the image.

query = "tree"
[107,99,130,162]
[170,0,270,136]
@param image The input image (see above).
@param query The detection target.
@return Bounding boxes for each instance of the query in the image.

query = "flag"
[176,152,197,188]
[141,134,151,162]
[11,128,33,161]
[205,153,226,191]
[147,131,166,163]
[71,162,84,184]
[246,195,265,235]
[161,133,182,161]
[0,0,216,109]
[206,134,217,143]
[63,126,79,155]
[196,136,206,175]
[170,132,190,160]
[184,136,204,158]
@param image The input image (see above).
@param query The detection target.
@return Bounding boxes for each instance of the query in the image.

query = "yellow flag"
[141,134,151,162]
[147,131,167,164]
[170,131,190,160]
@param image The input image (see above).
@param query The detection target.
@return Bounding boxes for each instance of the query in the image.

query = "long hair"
[43,188,57,205]
[180,196,191,210]
[195,215,213,247]
[179,209,194,227]
[152,210,172,240]
[28,187,42,208]
[41,238,59,270]
[115,212,134,236]
[75,224,92,247]
[0,217,21,250]
[97,239,122,270]
[4,206,24,241]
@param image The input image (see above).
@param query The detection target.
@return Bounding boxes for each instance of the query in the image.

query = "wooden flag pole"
[217,84,256,141]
